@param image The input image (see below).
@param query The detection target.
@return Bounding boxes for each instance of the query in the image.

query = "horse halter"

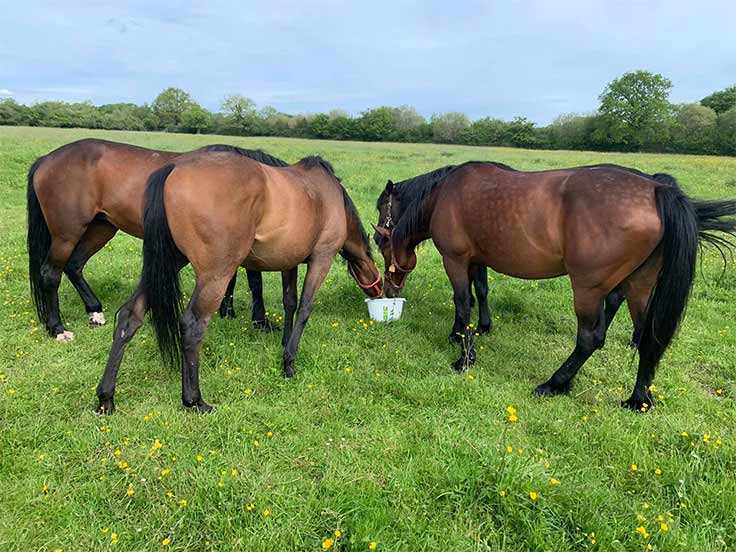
[348,262,382,296]
[383,194,394,229]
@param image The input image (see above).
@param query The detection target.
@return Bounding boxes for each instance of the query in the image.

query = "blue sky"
[1,0,734,124]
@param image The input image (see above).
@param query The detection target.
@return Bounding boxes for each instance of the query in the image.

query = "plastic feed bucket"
[365,298,406,322]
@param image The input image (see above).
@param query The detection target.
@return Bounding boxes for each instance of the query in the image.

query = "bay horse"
[373,164,680,345]
[95,151,382,414]
[374,162,736,410]
[27,139,281,341]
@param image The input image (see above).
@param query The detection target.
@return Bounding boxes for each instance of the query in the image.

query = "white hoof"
[89,312,106,326]
[55,331,75,342]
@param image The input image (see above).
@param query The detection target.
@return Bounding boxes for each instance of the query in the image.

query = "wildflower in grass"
[334,530,342,538]
[217,481,224,488]
[253,440,260,447]
[102,528,109,534]
[151,439,162,451]
[7,388,15,395]
[246,503,255,511]
[244,388,253,395]
[636,526,649,539]
[467,374,474,381]
[369,543,377,550]
[637,514,646,522]
[160,469,171,476]
[111,533,119,544]
[322,538,334,549]
[263,509,270,516]
[41,484,49,494]
[345,367,351,374]
[114,449,122,457]
[660,522,669,532]
[582,415,588,422]
[647,545,653,550]
[54,548,63,552]
[529,491,538,501]
[716,388,723,395]
[162,537,171,546]
[654,468,662,475]
[331,322,338,328]
[196,455,203,462]
[499,490,506,497]
[266,431,273,438]
[166,492,174,498]
[550,478,559,486]
[506,446,513,454]
[680,431,688,437]
[178,499,187,507]
[715,438,723,446]
[630,464,638,472]
[231,468,238,476]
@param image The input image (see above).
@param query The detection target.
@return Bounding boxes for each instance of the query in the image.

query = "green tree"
[430,112,470,143]
[547,113,595,150]
[357,107,394,141]
[701,85,736,114]
[598,70,673,150]
[152,87,194,130]
[671,104,717,154]
[717,107,736,155]
[180,105,213,134]
[221,94,258,135]
[0,98,30,125]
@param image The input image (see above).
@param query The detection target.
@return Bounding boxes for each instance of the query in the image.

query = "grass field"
[1,126,735,552]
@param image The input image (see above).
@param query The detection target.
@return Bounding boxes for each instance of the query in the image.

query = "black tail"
[638,186,699,368]
[27,156,53,327]
[693,199,736,260]
[141,164,183,366]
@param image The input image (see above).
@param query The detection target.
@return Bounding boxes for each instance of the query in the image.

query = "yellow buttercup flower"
[529,491,538,501]
[162,537,171,546]
[369,543,377,550]
[322,538,334,549]
[630,464,638,472]
[550,478,559,486]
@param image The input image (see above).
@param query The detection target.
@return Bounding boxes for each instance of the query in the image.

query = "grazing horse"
[27,139,281,341]
[95,152,382,414]
[374,164,680,345]
[374,162,736,410]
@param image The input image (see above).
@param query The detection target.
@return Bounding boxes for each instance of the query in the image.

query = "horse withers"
[27,139,281,341]
[374,162,736,410]
[96,151,381,414]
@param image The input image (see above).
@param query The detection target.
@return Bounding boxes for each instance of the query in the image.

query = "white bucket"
[365,298,406,322]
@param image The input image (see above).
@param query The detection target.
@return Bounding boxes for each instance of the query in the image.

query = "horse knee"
[40,264,62,288]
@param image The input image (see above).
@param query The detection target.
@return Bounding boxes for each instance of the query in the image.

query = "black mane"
[385,161,516,243]
[200,144,289,167]
[298,155,339,180]
[340,186,373,260]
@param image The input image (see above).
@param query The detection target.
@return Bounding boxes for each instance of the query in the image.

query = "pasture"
[1,126,734,551]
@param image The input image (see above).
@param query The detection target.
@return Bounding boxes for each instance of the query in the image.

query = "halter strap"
[349,263,382,296]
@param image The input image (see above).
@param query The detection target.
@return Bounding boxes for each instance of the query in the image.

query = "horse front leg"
[282,256,332,378]
[443,255,475,372]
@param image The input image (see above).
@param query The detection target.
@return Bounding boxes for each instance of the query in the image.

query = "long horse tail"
[141,164,183,367]
[27,156,53,327]
[637,185,699,369]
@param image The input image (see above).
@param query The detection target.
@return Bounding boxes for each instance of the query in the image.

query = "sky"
[1,0,735,125]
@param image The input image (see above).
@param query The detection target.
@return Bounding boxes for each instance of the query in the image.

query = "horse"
[27,139,282,341]
[95,152,382,414]
[373,162,736,410]
[373,163,681,345]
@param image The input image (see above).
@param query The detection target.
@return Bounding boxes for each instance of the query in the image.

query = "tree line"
[2,71,735,155]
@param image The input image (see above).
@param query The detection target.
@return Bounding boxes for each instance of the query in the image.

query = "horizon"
[2,1,735,125]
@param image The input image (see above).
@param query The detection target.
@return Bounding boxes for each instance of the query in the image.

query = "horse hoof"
[621,396,654,413]
[476,323,492,336]
[533,381,570,397]
[452,359,469,373]
[283,360,296,378]
[55,331,75,342]
[89,312,106,326]
[219,308,236,319]
[254,319,280,333]
[184,399,213,414]
[96,399,115,415]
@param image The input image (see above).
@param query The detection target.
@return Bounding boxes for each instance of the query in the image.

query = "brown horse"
[95,151,382,414]
[374,162,736,410]
[27,139,281,340]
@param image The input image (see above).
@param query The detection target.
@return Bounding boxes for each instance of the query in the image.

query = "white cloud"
[0,89,12,96]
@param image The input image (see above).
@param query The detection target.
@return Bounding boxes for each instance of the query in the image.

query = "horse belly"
[242,235,313,271]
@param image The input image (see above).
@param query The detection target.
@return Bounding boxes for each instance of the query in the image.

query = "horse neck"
[341,210,370,264]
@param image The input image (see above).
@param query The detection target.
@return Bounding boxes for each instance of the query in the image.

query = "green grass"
[0,126,734,552]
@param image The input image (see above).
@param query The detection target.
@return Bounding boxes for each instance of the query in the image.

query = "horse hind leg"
[534,286,609,397]
[95,286,147,415]
[620,267,658,412]
[65,220,118,327]
[181,272,235,412]
[473,265,492,335]
[41,233,87,340]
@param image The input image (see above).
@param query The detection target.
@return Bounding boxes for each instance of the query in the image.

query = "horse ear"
[385,180,394,194]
